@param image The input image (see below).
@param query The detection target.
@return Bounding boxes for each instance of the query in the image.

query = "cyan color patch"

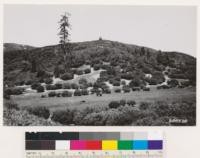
[132,140,148,150]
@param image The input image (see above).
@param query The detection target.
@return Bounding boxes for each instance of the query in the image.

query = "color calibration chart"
[25,131,164,158]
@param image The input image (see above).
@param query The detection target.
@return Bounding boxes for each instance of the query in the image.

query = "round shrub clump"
[84,68,91,74]
[4,87,24,95]
[82,89,89,95]
[103,88,111,94]
[27,106,50,119]
[44,78,53,84]
[62,91,73,97]
[46,84,56,90]
[112,80,120,86]
[31,82,41,90]
[71,83,79,89]
[122,86,131,93]
[108,101,120,109]
[25,80,33,85]
[60,73,74,80]
[127,100,136,106]
[139,102,151,110]
[55,83,62,89]
[79,78,88,85]
[74,90,82,96]
[4,101,19,110]
[51,109,74,125]
[62,83,71,89]
[76,70,84,75]
[93,64,101,71]
[36,85,45,93]
[48,91,57,97]
[114,88,121,93]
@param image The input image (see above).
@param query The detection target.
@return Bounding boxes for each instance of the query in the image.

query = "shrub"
[121,73,133,80]
[44,78,53,84]
[127,100,136,106]
[139,102,151,110]
[55,83,62,89]
[84,68,91,74]
[122,86,131,93]
[79,84,88,89]
[4,101,19,110]
[180,81,190,87]
[62,83,71,89]
[142,66,152,74]
[106,106,141,125]
[153,101,170,117]
[4,87,24,95]
[151,72,165,84]
[76,70,84,75]
[62,91,73,97]
[38,78,44,83]
[31,82,41,90]
[25,80,33,85]
[48,91,56,97]
[136,116,155,126]
[51,109,74,125]
[112,80,120,86]
[93,64,101,71]
[103,88,111,94]
[4,93,10,100]
[27,106,50,119]
[114,88,121,93]
[146,78,157,85]
[74,90,82,96]
[167,79,179,87]
[60,73,74,80]
[41,94,46,98]
[119,99,126,106]
[143,87,150,91]
[108,101,120,109]
[79,78,88,85]
[90,88,96,94]
[121,80,126,86]
[157,85,170,89]
[46,84,56,90]
[129,78,141,87]
[36,85,45,93]
[71,83,79,89]
[81,89,89,95]
[15,81,25,86]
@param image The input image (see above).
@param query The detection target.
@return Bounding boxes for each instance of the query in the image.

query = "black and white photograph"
[3,5,196,126]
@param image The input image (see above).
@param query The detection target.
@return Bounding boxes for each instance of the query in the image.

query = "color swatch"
[26,132,163,151]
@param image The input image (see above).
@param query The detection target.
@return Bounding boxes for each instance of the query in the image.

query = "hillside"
[4,43,36,53]
[3,39,196,87]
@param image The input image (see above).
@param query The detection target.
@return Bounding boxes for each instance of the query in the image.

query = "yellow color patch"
[102,140,118,150]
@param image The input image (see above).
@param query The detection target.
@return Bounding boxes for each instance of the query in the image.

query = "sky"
[4,5,197,57]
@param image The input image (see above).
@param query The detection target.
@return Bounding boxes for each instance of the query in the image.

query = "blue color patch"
[132,140,148,150]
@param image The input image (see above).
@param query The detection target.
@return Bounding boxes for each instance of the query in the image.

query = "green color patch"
[118,140,133,150]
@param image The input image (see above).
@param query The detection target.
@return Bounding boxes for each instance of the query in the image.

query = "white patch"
[105,81,114,89]
[145,74,152,78]
[52,76,64,84]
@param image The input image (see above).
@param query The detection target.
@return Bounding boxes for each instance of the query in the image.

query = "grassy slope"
[12,87,196,111]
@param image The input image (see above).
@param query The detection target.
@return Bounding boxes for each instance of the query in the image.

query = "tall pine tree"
[58,12,72,72]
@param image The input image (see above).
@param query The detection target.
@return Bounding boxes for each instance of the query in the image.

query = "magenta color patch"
[70,140,86,150]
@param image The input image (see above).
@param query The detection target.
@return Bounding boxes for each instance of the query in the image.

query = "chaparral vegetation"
[3,12,196,126]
